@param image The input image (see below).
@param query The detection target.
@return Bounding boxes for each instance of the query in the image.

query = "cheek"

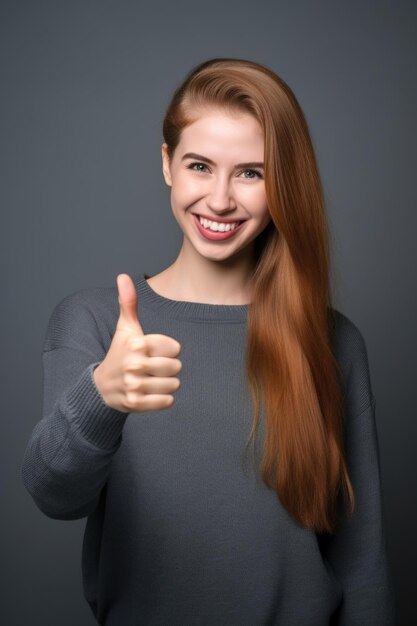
[244,188,268,216]
[171,175,203,206]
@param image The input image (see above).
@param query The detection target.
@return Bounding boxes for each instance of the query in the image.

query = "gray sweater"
[21,272,396,625]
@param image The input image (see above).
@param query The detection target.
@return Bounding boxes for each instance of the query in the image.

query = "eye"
[240,169,263,180]
[187,162,209,173]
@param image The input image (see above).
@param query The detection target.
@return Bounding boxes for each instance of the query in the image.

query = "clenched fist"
[93,273,182,413]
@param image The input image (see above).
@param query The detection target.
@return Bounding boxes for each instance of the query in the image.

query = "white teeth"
[198,216,240,232]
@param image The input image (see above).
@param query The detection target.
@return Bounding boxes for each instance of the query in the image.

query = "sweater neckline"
[134,272,249,323]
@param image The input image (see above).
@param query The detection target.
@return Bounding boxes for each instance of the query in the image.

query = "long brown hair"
[162,57,354,533]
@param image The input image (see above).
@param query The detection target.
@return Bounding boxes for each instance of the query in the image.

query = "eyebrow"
[181,152,264,169]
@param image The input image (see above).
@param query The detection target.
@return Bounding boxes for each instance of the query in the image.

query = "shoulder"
[56,282,118,316]
[329,308,368,364]
[46,283,114,322]
[329,307,375,417]
[42,277,138,352]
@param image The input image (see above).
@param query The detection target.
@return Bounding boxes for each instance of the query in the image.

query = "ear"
[161,143,172,187]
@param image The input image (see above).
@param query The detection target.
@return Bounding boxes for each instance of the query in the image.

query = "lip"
[192,212,246,225]
[192,213,245,241]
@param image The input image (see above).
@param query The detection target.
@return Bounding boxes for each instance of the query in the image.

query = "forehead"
[178,109,264,152]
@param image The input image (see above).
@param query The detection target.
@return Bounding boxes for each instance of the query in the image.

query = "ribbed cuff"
[66,362,130,450]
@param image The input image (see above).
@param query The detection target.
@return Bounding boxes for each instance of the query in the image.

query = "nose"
[206,175,236,213]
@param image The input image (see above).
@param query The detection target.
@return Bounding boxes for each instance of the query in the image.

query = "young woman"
[21,57,396,625]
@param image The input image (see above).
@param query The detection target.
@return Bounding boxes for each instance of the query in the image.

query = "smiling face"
[161,107,272,265]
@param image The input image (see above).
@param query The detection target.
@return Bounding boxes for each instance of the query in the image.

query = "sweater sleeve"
[321,321,396,625]
[21,289,130,520]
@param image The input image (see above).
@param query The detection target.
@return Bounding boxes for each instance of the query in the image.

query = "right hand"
[93,273,182,413]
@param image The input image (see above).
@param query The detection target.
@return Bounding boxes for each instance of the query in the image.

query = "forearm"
[323,400,396,625]
[21,361,129,520]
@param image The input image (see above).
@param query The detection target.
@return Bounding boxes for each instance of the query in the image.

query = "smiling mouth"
[192,213,246,225]
[192,213,246,240]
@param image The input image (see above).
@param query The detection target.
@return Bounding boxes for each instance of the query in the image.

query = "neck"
[159,242,256,305]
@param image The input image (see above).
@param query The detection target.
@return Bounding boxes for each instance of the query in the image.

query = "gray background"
[1,1,415,624]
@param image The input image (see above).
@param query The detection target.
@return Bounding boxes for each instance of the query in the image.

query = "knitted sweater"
[21,272,396,625]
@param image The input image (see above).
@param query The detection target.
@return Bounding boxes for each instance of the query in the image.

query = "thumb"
[116,273,144,335]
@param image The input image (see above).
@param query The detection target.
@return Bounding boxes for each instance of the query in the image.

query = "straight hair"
[162,57,353,533]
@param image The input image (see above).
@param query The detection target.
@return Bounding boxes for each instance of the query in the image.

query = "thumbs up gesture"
[93,273,182,413]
